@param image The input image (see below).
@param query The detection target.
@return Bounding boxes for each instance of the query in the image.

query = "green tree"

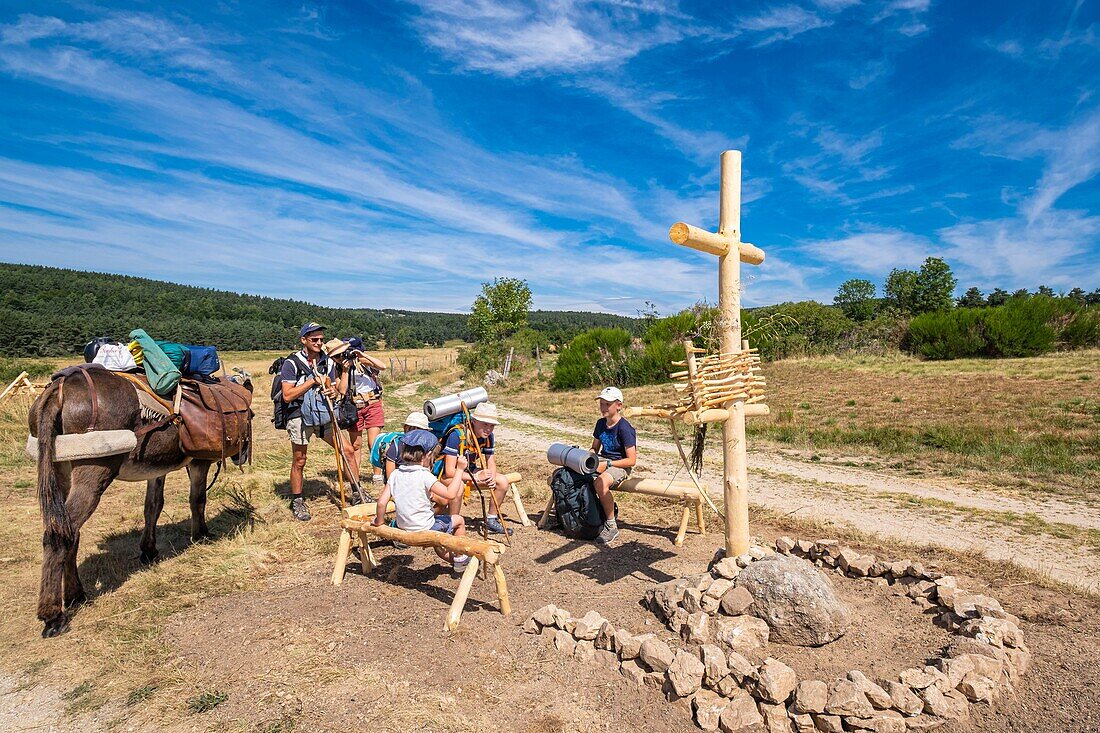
[883,268,920,314]
[986,288,1010,307]
[913,257,957,313]
[1067,287,1087,303]
[834,279,877,321]
[1036,285,1056,297]
[1086,289,1100,305]
[467,277,532,343]
[1012,288,1030,299]
[956,287,985,308]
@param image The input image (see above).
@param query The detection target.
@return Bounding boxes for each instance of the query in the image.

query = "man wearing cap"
[440,402,513,535]
[280,322,357,521]
[590,386,637,545]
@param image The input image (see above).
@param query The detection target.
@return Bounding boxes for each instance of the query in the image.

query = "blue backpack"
[184,345,220,375]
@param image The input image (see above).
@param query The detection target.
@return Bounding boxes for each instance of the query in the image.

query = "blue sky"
[0,1,1097,315]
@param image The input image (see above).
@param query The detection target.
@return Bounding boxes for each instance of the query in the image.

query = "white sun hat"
[403,411,430,430]
[597,386,624,403]
[470,401,501,425]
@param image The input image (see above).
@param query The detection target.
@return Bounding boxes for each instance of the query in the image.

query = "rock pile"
[522,536,1028,732]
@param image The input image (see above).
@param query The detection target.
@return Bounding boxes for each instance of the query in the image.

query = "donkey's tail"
[37,384,74,547]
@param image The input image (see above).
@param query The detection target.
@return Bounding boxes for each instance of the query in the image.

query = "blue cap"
[402,429,438,454]
[299,321,325,338]
[346,336,364,351]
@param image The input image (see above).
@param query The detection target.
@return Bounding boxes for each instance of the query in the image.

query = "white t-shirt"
[388,464,438,531]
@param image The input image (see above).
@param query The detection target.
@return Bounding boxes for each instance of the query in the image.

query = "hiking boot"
[595,519,619,546]
[353,485,375,505]
[485,516,513,536]
[290,496,311,522]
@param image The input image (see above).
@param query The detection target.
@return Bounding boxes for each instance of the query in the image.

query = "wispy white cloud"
[800,229,935,275]
[737,5,830,45]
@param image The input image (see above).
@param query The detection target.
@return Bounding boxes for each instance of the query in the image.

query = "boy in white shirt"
[373,429,469,571]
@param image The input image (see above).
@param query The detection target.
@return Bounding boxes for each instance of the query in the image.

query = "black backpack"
[269,355,303,430]
[550,467,606,540]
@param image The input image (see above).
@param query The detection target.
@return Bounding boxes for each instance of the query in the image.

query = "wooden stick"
[683,408,730,425]
[537,493,556,529]
[332,528,353,586]
[508,484,531,527]
[695,500,706,535]
[669,419,723,520]
[445,555,481,631]
[491,562,511,615]
[614,477,703,501]
[342,519,504,561]
[675,505,690,547]
[0,371,28,404]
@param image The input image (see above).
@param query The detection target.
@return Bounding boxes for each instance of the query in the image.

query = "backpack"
[92,343,138,371]
[269,355,311,430]
[549,467,606,540]
[129,329,181,396]
[155,340,190,370]
[83,337,119,363]
[370,430,404,470]
[184,345,220,375]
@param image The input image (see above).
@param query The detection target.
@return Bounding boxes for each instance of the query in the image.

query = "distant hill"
[0,263,640,357]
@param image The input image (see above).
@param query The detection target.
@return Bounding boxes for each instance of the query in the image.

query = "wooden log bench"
[331,469,527,631]
[536,475,707,547]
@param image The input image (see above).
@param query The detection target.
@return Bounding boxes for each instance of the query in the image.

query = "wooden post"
[446,555,481,631]
[331,528,353,586]
[491,562,511,615]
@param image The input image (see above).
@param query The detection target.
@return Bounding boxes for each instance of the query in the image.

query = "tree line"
[0,264,638,357]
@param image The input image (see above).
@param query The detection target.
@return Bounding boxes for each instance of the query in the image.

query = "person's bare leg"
[348,428,363,474]
[594,472,615,518]
[290,444,308,496]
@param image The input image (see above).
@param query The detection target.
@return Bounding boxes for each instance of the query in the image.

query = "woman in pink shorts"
[342,337,387,492]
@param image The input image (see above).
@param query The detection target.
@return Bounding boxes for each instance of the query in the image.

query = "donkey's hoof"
[139,548,160,565]
[65,591,88,610]
[190,531,211,543]
[41,616,70,638]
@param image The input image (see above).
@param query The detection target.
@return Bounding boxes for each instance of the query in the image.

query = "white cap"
[470,401,501,425]
[597,386,624,403]
[403,411,430,430]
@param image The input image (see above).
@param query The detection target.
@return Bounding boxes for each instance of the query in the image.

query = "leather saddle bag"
[177,377,254,462]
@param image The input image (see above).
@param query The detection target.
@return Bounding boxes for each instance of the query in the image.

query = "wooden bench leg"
[445,555,481,631]
[536,493,556,529]
[491,562,511,616]
[332,528,353,586]
[509,484,531,527]
[674,503,691,547]
[358,531,379,571]
[695,500,706,536]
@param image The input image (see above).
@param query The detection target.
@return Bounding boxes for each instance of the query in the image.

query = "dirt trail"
[496,405,1100,592]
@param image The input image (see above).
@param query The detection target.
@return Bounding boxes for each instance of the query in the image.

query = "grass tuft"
[187,689,229,714]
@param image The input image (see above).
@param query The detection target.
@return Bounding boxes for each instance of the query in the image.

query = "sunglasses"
[305,336,324,342]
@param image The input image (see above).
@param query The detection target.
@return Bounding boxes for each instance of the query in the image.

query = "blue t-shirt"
[593,417,636,461]
[442,427,494,468]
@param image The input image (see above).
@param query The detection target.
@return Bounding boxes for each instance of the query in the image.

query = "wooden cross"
[668,150,766,557]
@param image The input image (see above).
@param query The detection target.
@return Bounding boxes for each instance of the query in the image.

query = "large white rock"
[734,554,851,646]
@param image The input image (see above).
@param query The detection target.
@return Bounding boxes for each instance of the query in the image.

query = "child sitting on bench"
[590,386,637,546]
[373,429,470,572]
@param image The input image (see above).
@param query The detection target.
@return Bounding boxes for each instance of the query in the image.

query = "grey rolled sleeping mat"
[25,430,138,462]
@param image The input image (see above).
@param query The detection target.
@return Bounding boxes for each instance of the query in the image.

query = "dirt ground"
[1,359,1099,731]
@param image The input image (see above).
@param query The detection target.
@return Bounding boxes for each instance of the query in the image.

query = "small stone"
[792,680,828,714]
[643,670,666,689]
[848,556,875,577]
[824,680,873,717]
[694,689,730,732]
[749,544,769,560]
[718,689,764,733]
[755,657,798,704]
[620,632,654,661]
[594,649,618,667]
[699,644,730,686]
[720,586,755,616]
[707,578,736,599]
[715,674,740,698]
[916,686,948,718]
[668,650,706,697]
[760,701,794,733]
[868,560,890,578]
[648,578,691,620]
[844,710,906,733]
[889,560,911,578]
[848,670,892,709]
[531,604,557,626]
[940,690,970,723]
[620,659,647,684]
[1004,646,1031,676]
[714,615,770,658]
[684,588,705,615]
[794,539,815,555]
[810,713,844,733]
[813,540,840,560]
[573,639,595,663]
[903,715,946,731]
[553,629,576,655]
[682,612,711,644]
[883,681,923,716]
[836,546,858,571]
[898,669,937,690]
[613,628,633,654]
[907,581,936,599]
[551,607,571,629]
[958,617,1024,648]
[714,557,742,579]
[790,712,815,733]
[933,655,975,688]
[594,620,616,650]
[907,562,926,579]
[735,553,754,568]
[669,607,690,634]
[573,610,605,640]
[639,637,676,673]
[776,536,796,554]
[956,673,996,703]
[933,582,957,607]
[522,617,541,634]
[727,650,756,682]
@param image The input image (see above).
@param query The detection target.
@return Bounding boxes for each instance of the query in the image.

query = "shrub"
[550,328,634,390]
[982,295,1062,357]
[906,309,986,360]
[1060,306,1100,349]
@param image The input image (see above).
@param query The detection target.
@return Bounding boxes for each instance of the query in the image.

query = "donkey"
[29,367,252,637]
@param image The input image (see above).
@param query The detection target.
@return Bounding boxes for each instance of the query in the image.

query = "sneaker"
[354,485,375,505]
[452,554,470,572]
[595,519,619,546]
[389,519,408,549]
[347,486,363,506]
[290,496,311,522]
[485,516,513,536]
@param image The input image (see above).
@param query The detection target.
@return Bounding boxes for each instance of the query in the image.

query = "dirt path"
[496,405,1100,592]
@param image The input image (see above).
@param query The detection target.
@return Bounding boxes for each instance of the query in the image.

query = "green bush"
[550,328,634,390]
[1060,307,1100,349]
[744,301,855,360]
[906,309,986,360]
[982,295,1062,357]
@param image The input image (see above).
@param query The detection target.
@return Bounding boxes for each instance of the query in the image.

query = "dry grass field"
[0,348,1098,731]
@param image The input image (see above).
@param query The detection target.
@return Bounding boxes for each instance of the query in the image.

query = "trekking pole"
[461,401,512,547]
[308,365,354,509]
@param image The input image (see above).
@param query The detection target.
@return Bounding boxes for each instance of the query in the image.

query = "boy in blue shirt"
[590,386,637,545]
